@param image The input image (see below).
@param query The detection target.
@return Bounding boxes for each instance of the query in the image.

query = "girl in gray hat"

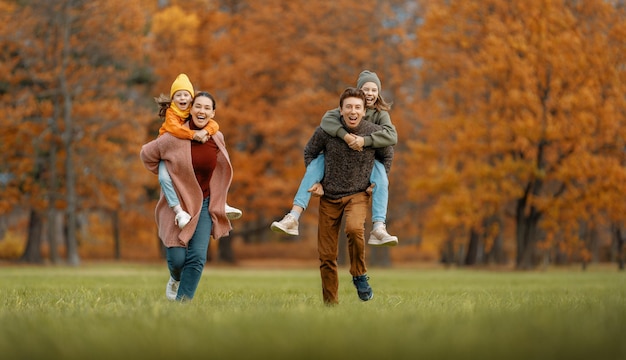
[271,70,398,247]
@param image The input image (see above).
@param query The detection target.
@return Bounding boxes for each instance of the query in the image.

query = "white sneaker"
[166,276,179,301]
[270,213,299,236]
[225,204,242,220]
[175,211,191,230]
[368,224,398,246]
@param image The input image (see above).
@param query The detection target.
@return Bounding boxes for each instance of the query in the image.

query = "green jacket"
[320,108,397,148]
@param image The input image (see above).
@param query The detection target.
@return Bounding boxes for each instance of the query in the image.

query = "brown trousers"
[317,192,369,304]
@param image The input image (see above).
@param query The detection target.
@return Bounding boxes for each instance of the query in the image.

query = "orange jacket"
[158,108,219,139]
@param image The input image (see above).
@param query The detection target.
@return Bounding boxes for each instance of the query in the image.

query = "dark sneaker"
[352,274,373,301]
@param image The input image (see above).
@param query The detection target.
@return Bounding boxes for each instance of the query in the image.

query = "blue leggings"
[293,154,389,223]
[166,196,212,301]
[159,161,180,208]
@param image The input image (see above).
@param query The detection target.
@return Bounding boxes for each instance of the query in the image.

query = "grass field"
[0,263,624,360]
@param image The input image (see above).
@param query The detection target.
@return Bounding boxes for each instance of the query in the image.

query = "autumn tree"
[0,0,155,264]
[409,0,626,269]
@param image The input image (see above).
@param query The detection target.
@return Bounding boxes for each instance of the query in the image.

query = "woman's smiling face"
[190,95,215,128]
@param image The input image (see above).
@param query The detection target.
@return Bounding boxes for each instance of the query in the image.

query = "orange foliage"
[408,0,626,266]
[0,0,156,261]
[2,0,625,267]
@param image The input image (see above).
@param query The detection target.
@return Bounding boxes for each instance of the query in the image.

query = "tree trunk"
[370,247,392,267]
[218,235,236,263]
[589,225,599,263]
[488,233,506,264]
[0,216,6,241]
[485,215,506,265]
[112,210,121,259]
[615,225,625,271]
[47,99,61,264]
[516,199,541,270]
[60,2,79,266]
[619,241,625,271]
[517,219,538,269]
[21,209,44,264]
[464,229,481,266]
[47,210,63,264]
[47,210,59,264]
[440,236,455,267]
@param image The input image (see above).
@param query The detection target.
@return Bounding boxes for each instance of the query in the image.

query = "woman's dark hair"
[193,91,217,110]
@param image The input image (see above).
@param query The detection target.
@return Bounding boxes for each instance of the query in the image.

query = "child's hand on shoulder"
[193,130,209,143]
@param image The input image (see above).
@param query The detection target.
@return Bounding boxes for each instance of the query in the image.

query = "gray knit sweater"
[304,119,394,200]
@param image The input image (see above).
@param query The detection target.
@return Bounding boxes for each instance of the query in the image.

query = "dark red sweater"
[190,123,218,199]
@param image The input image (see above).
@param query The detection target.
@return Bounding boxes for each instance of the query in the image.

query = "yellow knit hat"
[170,73,194,98]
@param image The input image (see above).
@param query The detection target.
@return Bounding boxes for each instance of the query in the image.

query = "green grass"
[0,264,624,360]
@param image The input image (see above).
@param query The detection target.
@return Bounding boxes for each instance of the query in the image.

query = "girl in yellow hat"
[155,74,242,229]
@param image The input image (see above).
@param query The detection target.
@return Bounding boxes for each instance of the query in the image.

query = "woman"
[140,91,233,302]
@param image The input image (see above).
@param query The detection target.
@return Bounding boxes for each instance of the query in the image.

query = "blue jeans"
[293,156,325,209]
[159,161,180,208]
[166,196,212,301]
[369,160,388,223]
[294,154,388,222]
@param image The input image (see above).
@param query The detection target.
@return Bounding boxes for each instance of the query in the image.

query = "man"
[304,87,394,305]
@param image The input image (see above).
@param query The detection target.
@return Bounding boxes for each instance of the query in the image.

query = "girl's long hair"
[154,94,171,118]
[372,94,392,112]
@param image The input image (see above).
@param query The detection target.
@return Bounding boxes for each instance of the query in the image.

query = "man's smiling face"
[340,96,366,130]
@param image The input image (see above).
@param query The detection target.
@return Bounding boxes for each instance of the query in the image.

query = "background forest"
[1,0,625,270]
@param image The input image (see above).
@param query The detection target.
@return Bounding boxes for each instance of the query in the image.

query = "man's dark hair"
[339,87,366,108]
